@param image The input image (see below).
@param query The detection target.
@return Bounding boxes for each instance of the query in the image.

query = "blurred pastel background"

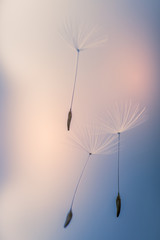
[0,0,160,239]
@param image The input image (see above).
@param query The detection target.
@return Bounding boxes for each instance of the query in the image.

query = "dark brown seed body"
[64,209,73,228]
[67,109,72,131]
[116,192,121,217]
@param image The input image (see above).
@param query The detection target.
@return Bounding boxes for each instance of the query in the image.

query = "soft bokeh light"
[0,0,160,240]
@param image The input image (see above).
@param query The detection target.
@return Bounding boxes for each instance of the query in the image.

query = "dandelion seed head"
[101,99,147,134]
[61,19,107,51]
[69,122,117,155]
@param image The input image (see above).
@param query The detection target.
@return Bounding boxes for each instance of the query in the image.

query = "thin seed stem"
[70,49,80,110]
[118,132,120,193]
[70,153,91,209]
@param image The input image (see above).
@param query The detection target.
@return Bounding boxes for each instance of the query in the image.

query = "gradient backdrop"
[0,0,160,240]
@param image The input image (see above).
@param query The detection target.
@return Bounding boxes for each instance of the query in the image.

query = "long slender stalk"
[70,49,80,110]
[70,153,91,209]
[116,132,121,218]
[118,132,120,193]
[67,49,80,131]
[64,153,91,228]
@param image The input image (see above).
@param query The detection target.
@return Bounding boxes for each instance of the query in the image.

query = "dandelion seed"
[61,20,107,130]
[101,98,146,217]
[64,209,73,228]
[64,122,117,228]
[116,192,121,218]
[67,109,72,131]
